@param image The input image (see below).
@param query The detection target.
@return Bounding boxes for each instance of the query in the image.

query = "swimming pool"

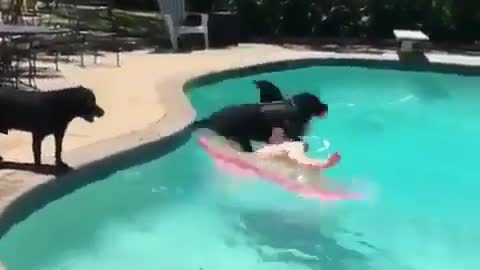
[1,63,480,270]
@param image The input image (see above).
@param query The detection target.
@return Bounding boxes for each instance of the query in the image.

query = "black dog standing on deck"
[194,80,328,152]
[0,86,105,167]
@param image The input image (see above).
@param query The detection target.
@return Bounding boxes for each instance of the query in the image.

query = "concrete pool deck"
[0,44,480,262]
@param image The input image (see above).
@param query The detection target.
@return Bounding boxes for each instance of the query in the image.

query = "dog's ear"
[79,85,92,94]
[76,85,93,95]
[76,87,97,108]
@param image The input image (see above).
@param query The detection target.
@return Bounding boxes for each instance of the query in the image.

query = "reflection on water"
[233,208,371,270]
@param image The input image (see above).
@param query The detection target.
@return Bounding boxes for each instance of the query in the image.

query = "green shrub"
[113,0,480,42]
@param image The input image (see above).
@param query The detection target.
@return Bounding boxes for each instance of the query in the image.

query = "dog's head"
[72,86,105,122]
[291,92,328,121]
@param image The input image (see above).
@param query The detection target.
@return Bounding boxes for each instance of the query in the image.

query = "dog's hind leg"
[230,136,254,152]
[192,118,210,129]
[0,127,4,162]
[54,128,68,168]
[0,125,5,162]
[32,133,46,166]
[0,118,8,135]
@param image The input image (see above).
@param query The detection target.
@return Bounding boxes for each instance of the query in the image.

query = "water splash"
[300,135,331,153]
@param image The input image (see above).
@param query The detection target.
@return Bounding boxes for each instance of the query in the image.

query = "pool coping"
[185,57,480,91]
[1,49,480,267]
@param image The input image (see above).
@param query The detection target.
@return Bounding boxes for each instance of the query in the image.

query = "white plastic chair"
[156,0,209,50]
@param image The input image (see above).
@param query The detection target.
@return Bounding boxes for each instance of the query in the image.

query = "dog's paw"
[56,160,71,168]
[55,162,73,174]
[56,160,70,168]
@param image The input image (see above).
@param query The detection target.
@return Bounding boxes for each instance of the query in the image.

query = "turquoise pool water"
[1,65,480,270]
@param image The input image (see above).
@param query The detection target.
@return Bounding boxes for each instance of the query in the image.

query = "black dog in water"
[194,80,328,152]
[0,86,105,167]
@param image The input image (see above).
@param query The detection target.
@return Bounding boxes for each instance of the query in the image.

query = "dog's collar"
[259,97,298,113]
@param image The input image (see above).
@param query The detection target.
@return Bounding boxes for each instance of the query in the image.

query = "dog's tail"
[253,80,285,103]
[192,118,210,129]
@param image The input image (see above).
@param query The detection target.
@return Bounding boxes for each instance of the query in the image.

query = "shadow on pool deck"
[0,125,194,238]
[0,162,72,176]
[397,51,430,65]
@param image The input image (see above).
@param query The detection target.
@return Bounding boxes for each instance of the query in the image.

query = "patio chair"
[156,0,209,51]
[48,0,121,68]
[0,35,36,89]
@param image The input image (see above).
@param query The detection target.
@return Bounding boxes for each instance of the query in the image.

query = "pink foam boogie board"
[197,134,363,201]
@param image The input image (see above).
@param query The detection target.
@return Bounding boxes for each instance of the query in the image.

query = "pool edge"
[184,57,480,90]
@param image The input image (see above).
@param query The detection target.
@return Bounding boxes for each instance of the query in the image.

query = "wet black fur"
[0,86,105,167]
[194,80,328,152]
